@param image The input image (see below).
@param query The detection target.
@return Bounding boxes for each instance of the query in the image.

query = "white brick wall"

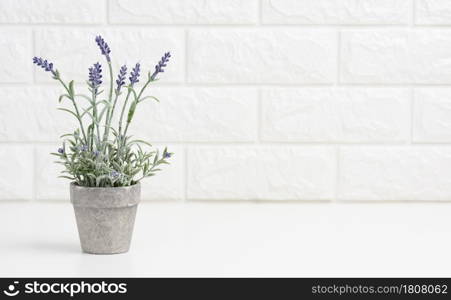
[1,0,451,202]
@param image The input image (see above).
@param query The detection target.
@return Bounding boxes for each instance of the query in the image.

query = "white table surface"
[1,202,450,277]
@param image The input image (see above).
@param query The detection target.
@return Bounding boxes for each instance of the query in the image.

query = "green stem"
[137,77,152,100]
[123,77,154,138]
[118,89,132,137]
[116,90,132,160]
[57,78,87,144]
[91,89,101,150]
[123,116,132,138]
[105,93,119,142]
[102,62,114,150]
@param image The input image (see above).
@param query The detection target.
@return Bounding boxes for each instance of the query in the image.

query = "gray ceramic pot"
[70,182,140,254]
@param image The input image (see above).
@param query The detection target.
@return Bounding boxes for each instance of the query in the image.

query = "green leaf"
[75,94,92,102]
[95,175,109,187]
[127,139,152,147]
[153,151,159,164]
[98,99,111,107]
[138,95,160,103]
[98,104,109,122]
[58,94,71,103]
[68,80,75,97]
[57,108,79,120]
[127,101,137,123]
[80,106,95,119]
[130,88,139,102]
[53,69,60,80]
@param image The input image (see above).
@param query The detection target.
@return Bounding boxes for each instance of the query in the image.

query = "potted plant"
[33,35,172,254]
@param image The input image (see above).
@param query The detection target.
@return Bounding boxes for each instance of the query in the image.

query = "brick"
[411,30,451,84]
[187,146,336,200]
[0,145,33,200]
[262,88,409,142]
[1,86,77,141]
[188,29,337,84]
[340,30,410,84]
[339,146,451,201]
[0,29,31,83]
[0,0,105,24]
[416,0,451,25]
[0,87,76,142]
[414,88,451,142]
[109,0,257,24]
[131,87,258,142]
[263,0,409,24]
[341,30,451,84]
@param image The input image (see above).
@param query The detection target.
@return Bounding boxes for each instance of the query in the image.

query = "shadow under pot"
[70,182,141,255]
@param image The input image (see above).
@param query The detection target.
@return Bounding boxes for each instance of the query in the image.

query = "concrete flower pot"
[70,182,140,254]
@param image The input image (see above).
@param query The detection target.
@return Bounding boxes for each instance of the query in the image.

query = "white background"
[1,0,451,277]
[2,0,451,202]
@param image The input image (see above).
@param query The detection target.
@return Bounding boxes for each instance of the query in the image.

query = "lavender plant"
[33,36,172,187]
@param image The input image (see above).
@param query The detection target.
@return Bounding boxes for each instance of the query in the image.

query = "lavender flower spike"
[116,65,127,93]
[95,35,111,62]
[150,52,171,81]
[88,62,102,92]
[129,63,140,86]
[33,57,57,76]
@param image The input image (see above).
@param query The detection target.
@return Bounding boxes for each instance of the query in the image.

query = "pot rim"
[70,182,141,208]
[70,181,140,190]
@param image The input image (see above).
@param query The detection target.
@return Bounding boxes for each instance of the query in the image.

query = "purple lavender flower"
[115,65,127,93]
[93,150,100,157]
[95,35,111,62]
[81,145,88,152]
[33,57,57,76]
[111,171,120,178]
[129,63,140,86]
[88,62,102,92]
[57,147,64,154]
[164,152,172,159]
[150,52,171,81]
